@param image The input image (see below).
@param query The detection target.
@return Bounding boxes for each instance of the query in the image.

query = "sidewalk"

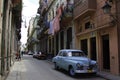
[6,60,24,80]
[97,71,120,80]
[6,59,120,80]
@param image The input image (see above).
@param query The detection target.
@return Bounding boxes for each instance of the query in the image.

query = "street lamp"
[102,0,119,24]
[102,1,112,14]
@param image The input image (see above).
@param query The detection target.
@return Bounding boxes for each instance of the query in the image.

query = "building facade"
[32,15,40,52]
[37,0,120,76]
[74,0,120,75]
[27,17,35,52]
[0,0,22,80]
[27,16,40,53]
[37,0,51,55]
[37,0,74,58]
[0,0,4,79]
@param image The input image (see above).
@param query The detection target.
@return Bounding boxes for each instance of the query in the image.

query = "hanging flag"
[53,6,62,33]
[48,5,63,35]
[53,16,60,33]
[48,20,54,35]
[57,6,62,18]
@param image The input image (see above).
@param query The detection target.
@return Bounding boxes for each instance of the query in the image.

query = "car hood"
[66,57,96,66]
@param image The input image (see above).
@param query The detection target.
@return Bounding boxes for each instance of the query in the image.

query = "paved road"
[7,55,107,80]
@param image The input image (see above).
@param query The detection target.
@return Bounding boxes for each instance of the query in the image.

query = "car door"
[60,51,68,70]
[57,51,63,67]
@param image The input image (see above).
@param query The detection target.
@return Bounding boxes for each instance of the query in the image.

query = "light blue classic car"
[52,49,97,76]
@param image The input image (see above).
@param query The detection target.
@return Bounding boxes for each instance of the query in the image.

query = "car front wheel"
[69,66,76,77]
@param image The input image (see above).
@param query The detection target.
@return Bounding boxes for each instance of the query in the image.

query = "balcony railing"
[74,0,96,20]
[61,3,73,26]
[37,16,43,26]
[37,27,48,40]
[12,0,21,5]
[38,0,48,16]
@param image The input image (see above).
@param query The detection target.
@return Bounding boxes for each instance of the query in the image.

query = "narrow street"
[6,55,106,80]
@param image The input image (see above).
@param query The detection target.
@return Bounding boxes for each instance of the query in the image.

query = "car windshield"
[67,51,86,57]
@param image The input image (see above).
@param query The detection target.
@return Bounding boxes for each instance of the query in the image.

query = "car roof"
[59,49,83,52]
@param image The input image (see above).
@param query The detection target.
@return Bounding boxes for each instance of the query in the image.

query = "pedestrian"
[15,52,21,61]
[16,52,19,60]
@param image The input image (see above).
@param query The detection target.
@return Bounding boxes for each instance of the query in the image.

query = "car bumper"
[75,69,97,73]
[37,56,46,59]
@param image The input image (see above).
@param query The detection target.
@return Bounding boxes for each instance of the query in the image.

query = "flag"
[53,16,60,33]
[48,20,54,35]
[57,6,62,18]
[53,6,62,33]
[48,6,63,35]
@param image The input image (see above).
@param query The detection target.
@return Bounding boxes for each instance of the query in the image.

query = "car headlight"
[76,63,83,70]
[76,63,81,67]
[89,63,97,69]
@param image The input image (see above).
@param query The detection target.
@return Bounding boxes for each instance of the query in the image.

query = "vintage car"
[33,52,38,58]
[37,53,46,60]
[33,52,46,60]
[52,49,97,76]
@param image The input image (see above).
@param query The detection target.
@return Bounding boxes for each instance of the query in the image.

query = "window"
[67,52,72,57]
[63,52,67,57]
[58,51,63,56]
[71,51,86,57]
[85,22,91,29]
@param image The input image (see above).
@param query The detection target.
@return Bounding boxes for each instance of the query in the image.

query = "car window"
[67,51,86,57]
[67,52,72,57]
[62,52,67,57]
[58,51,63,56]
[72,51,86,57]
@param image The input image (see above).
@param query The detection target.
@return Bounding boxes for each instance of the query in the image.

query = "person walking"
[16,52,21,61]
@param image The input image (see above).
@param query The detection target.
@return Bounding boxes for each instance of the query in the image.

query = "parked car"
[33,52,46,60]
[33,52,38,58]
[52,49,98,76]
[28,51,34,55]
[37,52,47,60]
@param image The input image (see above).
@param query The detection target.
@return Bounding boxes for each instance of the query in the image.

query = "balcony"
[74,0,96,20]
[41,7,47,16]
[12,0,21,6]
[12,0,22,29]
[37,6,41,14]
[61,4,73,27]
[40,1,47,16]
[37,27,48,40]
[37,16,43,26]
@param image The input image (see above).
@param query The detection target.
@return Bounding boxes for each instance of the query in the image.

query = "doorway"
[56,34,59,54]
[60,31,64,49]
[90,37,97,60]
[67,27,72,49]
[81,39,88,55]
[102,35,110,70]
